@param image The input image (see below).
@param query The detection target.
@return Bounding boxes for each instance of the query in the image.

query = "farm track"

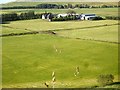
[1,23,119,44]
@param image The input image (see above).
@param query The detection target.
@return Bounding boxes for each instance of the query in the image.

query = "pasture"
[1,8,118,17]
[2,20,118,31]
[2,34,118,88]
[2,18,119,88]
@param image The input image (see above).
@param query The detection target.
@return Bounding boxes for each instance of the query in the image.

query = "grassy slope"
[2,34,118,88]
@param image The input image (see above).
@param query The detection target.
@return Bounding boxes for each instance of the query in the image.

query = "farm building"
[80,14,96,20]
[42,14,48,19]
[42,13,54,21]
[57,14,68,18]
[42,13,98,21]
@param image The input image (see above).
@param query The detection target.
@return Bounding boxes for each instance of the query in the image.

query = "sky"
[0,0,119,4]
[0,0,16,4]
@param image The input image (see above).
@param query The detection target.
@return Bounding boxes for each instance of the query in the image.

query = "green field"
[2,34,118,88]
[1,26,29,34]
[2,18,119,88]
[2,19,118,31]
[55,25,118,42]
[1,8,118,17]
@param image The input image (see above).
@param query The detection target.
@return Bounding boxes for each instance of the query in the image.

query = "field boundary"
[1,23,119,44]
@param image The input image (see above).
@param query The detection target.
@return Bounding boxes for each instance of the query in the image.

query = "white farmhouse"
[80,14,96,20]
[57,14,68,18]
[42,14,47,19]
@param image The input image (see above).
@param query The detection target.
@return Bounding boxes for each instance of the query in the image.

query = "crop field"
[1,18,119,88]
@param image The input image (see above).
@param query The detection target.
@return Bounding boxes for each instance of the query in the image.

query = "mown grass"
[2,34,118,88]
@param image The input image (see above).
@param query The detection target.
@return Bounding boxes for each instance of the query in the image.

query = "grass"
[1,26,29,34]
[55,25,118,42]
[2,34,118,88]
[2,20,118,32]
[1,17,119,88]
[1,8,118,17]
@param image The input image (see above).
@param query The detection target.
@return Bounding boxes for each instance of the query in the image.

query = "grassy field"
[2,34,118,88]
[1,18,119,88]
[55,25,118,42]
[1,8,118,17]
[1,26,29,34]
[2,19,118,31]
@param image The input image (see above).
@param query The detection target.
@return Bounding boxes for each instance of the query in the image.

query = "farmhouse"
[57,14,68,18]
[80,14,96,20]
[42,13,98,21]
[42,14,48,19]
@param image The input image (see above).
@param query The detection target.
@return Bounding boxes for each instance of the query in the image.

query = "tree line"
[1,3,120,9]
[1,10,120,24]
[0,11,44,23]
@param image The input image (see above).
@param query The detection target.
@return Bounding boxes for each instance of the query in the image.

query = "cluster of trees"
[1,3,119,9]
[105,16,120,20]
[0,11,43,23]
[92,16,104,20]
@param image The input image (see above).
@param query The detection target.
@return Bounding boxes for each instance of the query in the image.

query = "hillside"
[1,1,119,7]
[15,0,119,2]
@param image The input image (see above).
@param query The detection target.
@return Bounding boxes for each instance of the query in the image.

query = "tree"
[66,10,76,15]
[68,4,73,8]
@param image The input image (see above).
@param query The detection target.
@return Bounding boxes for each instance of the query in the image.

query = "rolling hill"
[15,0,119,2]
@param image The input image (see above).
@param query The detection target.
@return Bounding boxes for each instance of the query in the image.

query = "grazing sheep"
[74,72,77,76]
[52,76,56,82]
[52,71,55,77]
[74,66,80,77]
[44,82,49,88]
[76,66,80,74]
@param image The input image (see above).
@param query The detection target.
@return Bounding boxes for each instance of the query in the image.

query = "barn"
[80,14,96,20]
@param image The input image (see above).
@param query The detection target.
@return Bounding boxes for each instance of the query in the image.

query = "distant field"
[1,8,118,17]
[2,19,118,31]
[2,19,118,42]
[55,25,118,42]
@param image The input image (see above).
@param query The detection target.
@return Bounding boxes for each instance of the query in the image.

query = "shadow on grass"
[107,82,120,85]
